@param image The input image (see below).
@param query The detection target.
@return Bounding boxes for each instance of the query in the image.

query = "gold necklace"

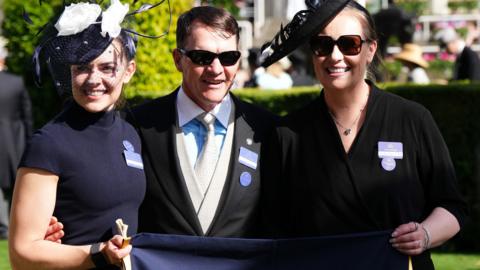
[329,107,365,136]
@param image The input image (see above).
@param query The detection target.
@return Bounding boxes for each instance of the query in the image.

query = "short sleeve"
[19,129,62,175]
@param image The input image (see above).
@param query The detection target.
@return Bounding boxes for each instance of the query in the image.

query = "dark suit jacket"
[0,71,33,188]
[127,90,276,237]
[453,46,480,81]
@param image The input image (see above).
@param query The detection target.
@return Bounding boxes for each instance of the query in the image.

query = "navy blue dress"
[20,101,146,245]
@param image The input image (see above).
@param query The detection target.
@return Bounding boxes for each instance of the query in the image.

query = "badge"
[239,147,258,170]
[381,158,396,171]
[123,140,135,152]
[240,171,252,187]
[122,140,143,170]
[378,141,403,159]
[378,141,402,172]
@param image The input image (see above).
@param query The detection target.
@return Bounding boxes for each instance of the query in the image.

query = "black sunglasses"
[309,35,368,57]
[178,49,241,66]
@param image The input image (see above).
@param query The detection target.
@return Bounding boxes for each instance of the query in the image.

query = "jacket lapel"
[139,90,203,235]
[207,95,261,235]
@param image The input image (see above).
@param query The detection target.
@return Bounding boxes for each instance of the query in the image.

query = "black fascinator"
[26,0,171,94]
[259,0,350,67]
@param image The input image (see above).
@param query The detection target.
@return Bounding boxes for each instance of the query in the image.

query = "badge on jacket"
[239,146,258,170]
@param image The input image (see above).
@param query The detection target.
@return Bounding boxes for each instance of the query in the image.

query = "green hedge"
[130,83,480,252]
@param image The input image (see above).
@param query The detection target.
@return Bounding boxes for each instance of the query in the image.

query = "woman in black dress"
[7,1,162,268]
[262,1,467,269]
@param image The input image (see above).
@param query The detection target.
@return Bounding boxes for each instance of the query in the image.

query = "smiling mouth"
[203,79,224,85]
[327,67,350,73]
[85,89,107,96]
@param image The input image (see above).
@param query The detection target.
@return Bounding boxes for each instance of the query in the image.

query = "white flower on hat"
[101,0,129,38]
[55,3,102,36]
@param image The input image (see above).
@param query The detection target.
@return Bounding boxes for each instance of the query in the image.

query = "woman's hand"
[101,235,132,266]
[390,221,430,255]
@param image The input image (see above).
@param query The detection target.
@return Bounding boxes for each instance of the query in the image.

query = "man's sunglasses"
[178,49,241,66]
[309,35,368,57]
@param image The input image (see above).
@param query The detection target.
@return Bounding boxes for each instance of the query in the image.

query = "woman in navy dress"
[8,1,150,268]
[261,1,467,269]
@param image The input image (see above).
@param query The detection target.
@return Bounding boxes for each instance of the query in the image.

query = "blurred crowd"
[233,0,480,90]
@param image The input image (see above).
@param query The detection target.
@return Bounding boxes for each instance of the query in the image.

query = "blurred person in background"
[256,57,293,90]
[394,43,430,84]
[0,36,33,240]
[435,27,480,82]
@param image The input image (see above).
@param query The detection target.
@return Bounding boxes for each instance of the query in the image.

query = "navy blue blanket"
[130,230,409,270]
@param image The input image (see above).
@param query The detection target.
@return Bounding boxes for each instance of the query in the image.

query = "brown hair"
[176,6,239,49]
[343,0,382,81]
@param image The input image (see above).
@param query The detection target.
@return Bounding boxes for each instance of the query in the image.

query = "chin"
[81,103,114,113]
[204,89,228,102]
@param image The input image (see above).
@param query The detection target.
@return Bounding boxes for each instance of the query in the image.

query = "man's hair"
[176,6,239,49]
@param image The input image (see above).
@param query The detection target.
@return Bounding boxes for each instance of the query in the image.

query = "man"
[435,27,480,82]
[128,6,276,237]
[0,36,33,239]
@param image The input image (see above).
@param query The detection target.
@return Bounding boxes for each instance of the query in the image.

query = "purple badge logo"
[381,158,396,171]
[240,171,252,187]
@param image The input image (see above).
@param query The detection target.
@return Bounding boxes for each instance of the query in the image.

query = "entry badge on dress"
[378,141,403,171]
[123,140,144,170]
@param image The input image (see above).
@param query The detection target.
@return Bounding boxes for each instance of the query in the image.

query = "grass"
[433,253,480,270]
[0,239,479,269]
[0,240,8,270]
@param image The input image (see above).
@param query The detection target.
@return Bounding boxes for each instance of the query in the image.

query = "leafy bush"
[395,0,428,15]
[124,0,194,97]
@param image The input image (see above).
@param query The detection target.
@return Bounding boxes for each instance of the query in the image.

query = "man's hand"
[44,216,64,243]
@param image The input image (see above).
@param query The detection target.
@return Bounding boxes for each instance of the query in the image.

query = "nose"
[86,69,103,84]
[330,45,344,61]
[207,57,224,74]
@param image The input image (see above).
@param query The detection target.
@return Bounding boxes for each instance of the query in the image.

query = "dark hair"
[343,0,382,81]
[117,31,137,61]
[176,6,239,49]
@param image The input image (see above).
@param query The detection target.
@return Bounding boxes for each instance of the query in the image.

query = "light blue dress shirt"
[176,87,231,168]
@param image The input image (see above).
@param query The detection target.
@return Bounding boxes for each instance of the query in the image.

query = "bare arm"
[9,168,130,270]
[390,207,460,255]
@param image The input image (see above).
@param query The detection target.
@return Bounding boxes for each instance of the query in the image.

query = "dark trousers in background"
[0,188,11,238]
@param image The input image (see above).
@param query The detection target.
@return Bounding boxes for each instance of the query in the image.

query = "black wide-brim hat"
[260,0,351,67]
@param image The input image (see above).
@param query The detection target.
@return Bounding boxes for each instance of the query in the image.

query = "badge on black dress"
[378,141,403,171]
[123,140,144,170]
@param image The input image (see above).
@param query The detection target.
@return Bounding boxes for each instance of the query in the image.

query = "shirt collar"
[176,86,232,128]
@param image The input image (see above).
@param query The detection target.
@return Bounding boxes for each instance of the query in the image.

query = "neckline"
[318,81,380,156]
[64,101,117,130]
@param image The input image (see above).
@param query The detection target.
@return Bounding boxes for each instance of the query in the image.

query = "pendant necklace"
[329,107,365,136]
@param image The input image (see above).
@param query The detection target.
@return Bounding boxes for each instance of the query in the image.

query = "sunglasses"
[178,49,241,66]
[309,35,368,57]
